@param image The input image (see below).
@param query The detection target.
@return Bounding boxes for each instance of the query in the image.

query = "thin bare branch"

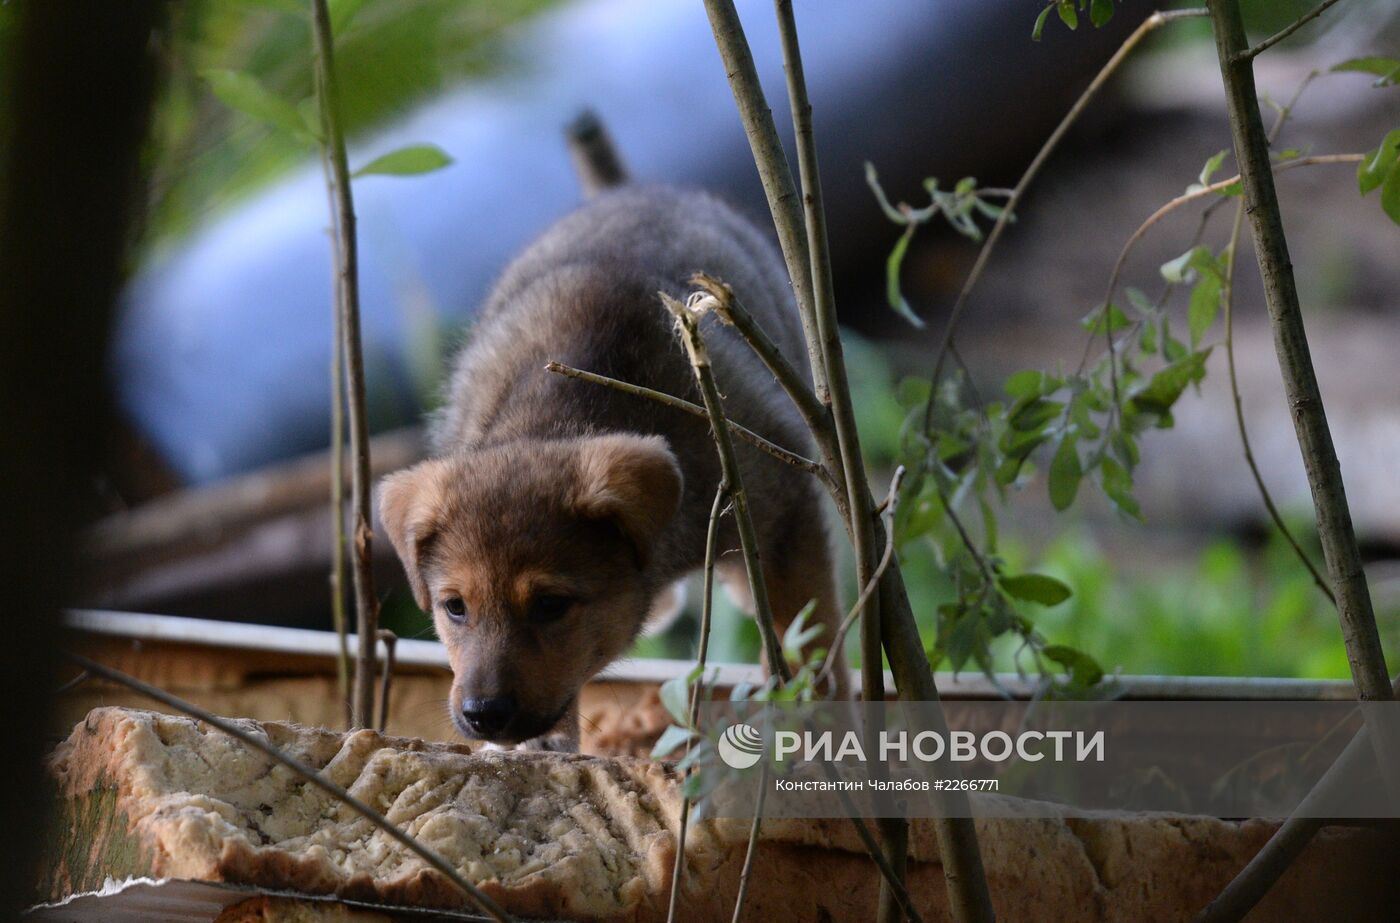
[701,0,828,405]
[730,760,770,923]
[667,483,729,923]
[66,653,513,923]
[322,157,352,729]
[818,466,905,691]
[1218,72,1335,604]
[310,0,380,729]
[544,361,830,487]
[689,273,829,440]
[375,629,397,733]
[666,293,789,683]
[1198,1,1399,915]
[1238,0,1345,60]
[924,7,1210,432]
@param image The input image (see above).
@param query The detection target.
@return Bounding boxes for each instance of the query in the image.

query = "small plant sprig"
[866,164,1012,327]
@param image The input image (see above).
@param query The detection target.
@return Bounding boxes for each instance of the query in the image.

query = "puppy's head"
[378,434,682,744]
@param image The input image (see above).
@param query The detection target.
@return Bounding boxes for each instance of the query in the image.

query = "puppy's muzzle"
[459,696,518,739]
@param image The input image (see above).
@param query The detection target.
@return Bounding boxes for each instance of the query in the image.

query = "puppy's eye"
[527,594,574,625]
[442,597,468,622]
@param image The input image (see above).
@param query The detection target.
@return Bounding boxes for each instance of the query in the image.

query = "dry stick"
[66,653,513,923]
[667,294,789,683]
[924,6,1209,432]
[730,759,770,923]
[666,483,729,923]
[1217,71,1334,604]
[1222,197,1334,605]
[772,3,931,917]
[1195,677,1400,923]
[702,0,993,914]
[375,629,397,734]
[1238,0,1345,60]
[324,158,352,733]
[1198,1,1400,918]
[700,0,828,407]
[543,361,830,487]
[690,274,829,448]
[311,0,380,729]
[818,466,906,692]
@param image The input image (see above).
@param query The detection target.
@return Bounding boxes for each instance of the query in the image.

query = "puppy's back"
[433,186,808,455]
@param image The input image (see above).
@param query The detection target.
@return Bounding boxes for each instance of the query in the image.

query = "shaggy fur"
[380,186,844,749]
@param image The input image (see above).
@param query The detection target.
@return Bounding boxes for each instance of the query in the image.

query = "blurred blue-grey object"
[115,0,1142,483]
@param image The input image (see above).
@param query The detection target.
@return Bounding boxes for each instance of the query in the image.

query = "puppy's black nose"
[460,696,517,738]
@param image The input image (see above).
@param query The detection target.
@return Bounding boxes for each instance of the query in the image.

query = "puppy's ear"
[573,434,683,562]
[378,460,450,611]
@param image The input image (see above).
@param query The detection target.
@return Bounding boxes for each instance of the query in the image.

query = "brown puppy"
[379,186,846,750]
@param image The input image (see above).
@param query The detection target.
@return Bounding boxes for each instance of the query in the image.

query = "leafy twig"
[923,7,1210,434]
[310,0,380,729]
[544,361,830,486]
[65,653,513,923]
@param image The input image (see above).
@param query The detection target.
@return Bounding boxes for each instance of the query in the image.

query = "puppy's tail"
[565,109,629,198]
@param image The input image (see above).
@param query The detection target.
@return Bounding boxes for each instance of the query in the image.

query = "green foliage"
[1358,128,1400,225]
[203,69,317,142]
[352,143,454,178]
[865,163,1009,327]
[1033,0,1118,42]
[147,0,554,244]
[1331,56,1400,89]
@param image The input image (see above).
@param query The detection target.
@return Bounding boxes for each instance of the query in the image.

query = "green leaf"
[1032,4,1054,40]
[782,601,822,664]
[659,672,696,725]
[1193,149,1228,191]
[1043,644,1104,686]
[1081,303,1130,334]
[1358,129,1400,195]
[1188,273,1222,347]
[1005,369,1048,400]
[203,69,312,142]
[1048,434,1082,511]
[999,573,1073,606]
[1383,163,1400,225]
[1332,56,1400,88]
[884,224,925,328]
[1089,0,1114,28]
[944,609,980,673]
[1009,397,1063,432]
[651,724,695,759]
[1057,0,1078,30]
[329,0,373,33]
[353,143,454,179]
[1130,349,1211,416]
